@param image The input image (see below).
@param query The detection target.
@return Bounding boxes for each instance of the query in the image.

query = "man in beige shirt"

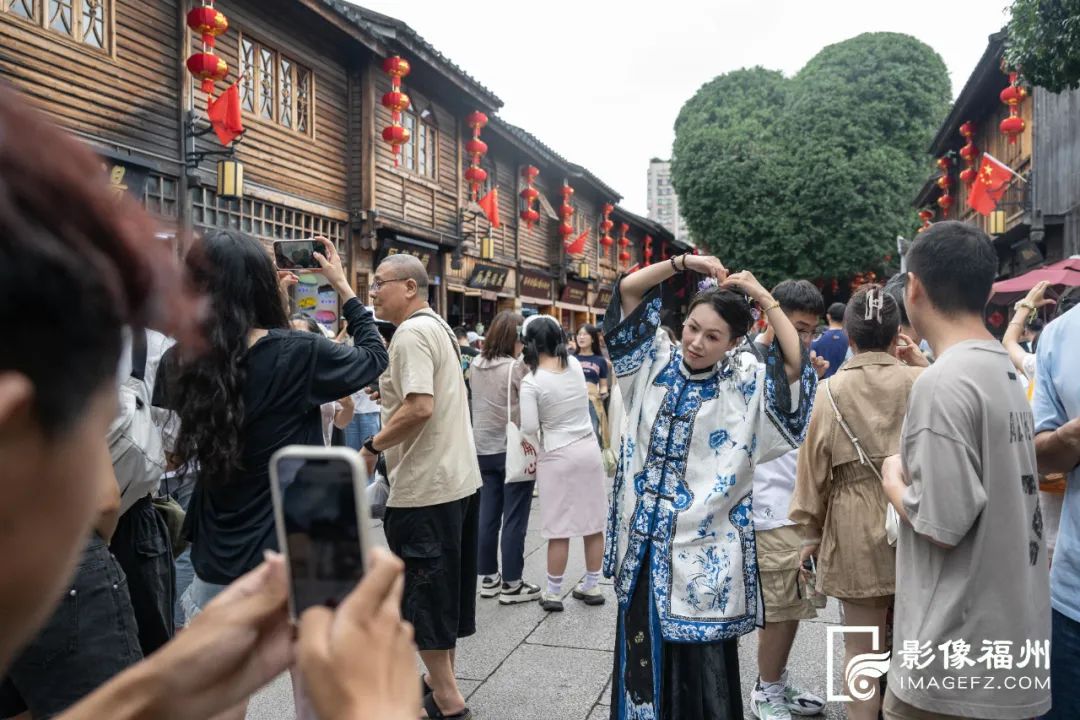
[363,253,482,720]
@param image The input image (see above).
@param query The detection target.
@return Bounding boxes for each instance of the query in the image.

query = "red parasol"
[990,257,1080,302]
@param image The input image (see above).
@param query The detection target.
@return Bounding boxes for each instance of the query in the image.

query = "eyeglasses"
[370,277,409,293]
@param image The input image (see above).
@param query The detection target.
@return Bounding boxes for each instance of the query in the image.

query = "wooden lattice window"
[397,107,436,179]
[191,187,345,246]
[144,174,178,218]
[237,33,315,137]
[4,0,110,51]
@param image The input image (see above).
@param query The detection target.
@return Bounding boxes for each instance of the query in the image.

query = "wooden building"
[2,0,684,332]
[914,31,1079,279]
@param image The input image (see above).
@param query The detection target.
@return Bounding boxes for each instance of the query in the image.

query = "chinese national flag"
[207,82,245,146]
[967,154,1013,216]
[478,187,501,228]
[565,229,588,255]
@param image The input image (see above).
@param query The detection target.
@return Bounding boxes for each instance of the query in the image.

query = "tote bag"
[504,363,538,483]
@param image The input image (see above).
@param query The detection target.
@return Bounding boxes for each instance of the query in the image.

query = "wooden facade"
[2,0,688,329]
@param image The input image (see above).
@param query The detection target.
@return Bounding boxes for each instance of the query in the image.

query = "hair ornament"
[697,277,719,292]
[865,287,884,323]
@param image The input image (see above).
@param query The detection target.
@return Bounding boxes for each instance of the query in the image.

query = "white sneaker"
[750,683,792,720]
[539,592,563,612]
[571,583,606,606]
[780,672,826,716]
[479,574,501,598]
[498,581,541,605]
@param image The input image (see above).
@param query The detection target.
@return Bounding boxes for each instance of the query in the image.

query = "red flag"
[478,187,501,228]
[967,154,1014,216]
[565,228,588,255]
[207,82,244,146]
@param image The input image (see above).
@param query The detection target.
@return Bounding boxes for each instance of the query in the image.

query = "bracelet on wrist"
[670,255,679,273]
[363,436,380,455]
[761,299,781,313]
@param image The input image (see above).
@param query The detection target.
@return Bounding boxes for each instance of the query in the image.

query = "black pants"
[476,453,534,583]
[0,535,142,719]
[110,495,175,656]
[384,492,479,651]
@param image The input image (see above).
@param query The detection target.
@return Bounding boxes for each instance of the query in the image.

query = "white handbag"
[824,380,900,547]
[504,363,538,483]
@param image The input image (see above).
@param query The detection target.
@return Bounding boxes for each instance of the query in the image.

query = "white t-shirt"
[519,355,595,452]
[752,448,798,530]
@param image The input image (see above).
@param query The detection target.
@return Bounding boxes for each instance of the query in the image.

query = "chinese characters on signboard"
[468,263,509,291]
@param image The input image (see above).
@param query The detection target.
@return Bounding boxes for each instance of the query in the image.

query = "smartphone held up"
[274,239,323,271]
[269,446,371,617]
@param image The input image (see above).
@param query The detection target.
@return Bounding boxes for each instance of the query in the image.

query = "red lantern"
[464,166,488,184]
[619,250,631,264]
[987,310,1006,329]
[937,193,954,211]
[917,208,934,233]
[959,142,978,162]
[186,5,228,48]
[559,204,574,220]
[643,235,653,265]
[618,222,630,266]
[959,121,975,138]
[599,203,615,259]
[959,168,977,185]
[465,138,488,156]
[936,175,951,190]
[559,222,574,238]
[519,166,539,229]
[381,91,411,113]
[1000,115,1025,145]
[936,156,952,171]
[558,183,575,246]
[186,52,228,95]
[382,125,411,147]
[381,56,412,167]
[999,71,1027,145]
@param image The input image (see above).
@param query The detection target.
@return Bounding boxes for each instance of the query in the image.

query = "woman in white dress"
[519,314,609,612]
[603,253,815,720]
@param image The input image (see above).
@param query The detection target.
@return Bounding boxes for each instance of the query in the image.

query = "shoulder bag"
[504,362,538,483]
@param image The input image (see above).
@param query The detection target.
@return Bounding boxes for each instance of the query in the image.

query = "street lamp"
[480,235,495,261]
[989,210,1007,235]
[216,157,244,199]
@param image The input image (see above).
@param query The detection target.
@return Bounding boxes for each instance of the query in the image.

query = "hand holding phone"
[270,447,371,617]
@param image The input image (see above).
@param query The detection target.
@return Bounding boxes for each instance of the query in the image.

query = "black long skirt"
[609,550,744,720]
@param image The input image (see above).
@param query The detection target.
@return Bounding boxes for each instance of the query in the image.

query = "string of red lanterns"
[999,71,1027,145]
[936,155,954,212]
[958,121,979,185]
[519,165,540,229]
[618,222,631,265]
[465,111,489,201]
[643,235,653,266]
[185,1,229,101]
[559,184,575,249]
[599,203,615,261]
[381,56,412,167]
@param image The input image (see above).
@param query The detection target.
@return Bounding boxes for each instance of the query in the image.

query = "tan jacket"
[790,351,922,598]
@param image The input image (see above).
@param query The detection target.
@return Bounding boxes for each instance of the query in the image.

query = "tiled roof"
[322,0,502,110]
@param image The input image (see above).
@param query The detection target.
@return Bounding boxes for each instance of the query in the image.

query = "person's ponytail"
[523,339,540,374]
[555,340,569,369]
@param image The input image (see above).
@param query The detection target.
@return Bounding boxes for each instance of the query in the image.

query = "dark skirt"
[610,550,744,720]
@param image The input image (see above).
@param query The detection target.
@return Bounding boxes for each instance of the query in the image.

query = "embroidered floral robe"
[602,285,815,643]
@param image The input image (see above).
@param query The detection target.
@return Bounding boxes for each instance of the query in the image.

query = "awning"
[991,257,1080,301]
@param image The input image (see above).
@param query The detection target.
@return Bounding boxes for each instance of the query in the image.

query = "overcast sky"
[345,0,1011,215]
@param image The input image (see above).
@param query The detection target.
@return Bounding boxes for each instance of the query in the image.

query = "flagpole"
[982,152,1028,183]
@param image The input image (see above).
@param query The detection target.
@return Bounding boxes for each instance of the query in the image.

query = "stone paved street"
[247,499,851,720]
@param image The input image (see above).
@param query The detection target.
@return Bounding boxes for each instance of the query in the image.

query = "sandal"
[421,691,473,719]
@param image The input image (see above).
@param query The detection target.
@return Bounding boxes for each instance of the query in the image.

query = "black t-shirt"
[576,353,609,386]
[153,297,387,584]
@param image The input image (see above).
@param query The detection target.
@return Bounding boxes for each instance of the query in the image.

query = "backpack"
[107,329,167,516]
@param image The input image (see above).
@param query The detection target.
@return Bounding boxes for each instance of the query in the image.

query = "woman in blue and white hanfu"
[602,253,815,720]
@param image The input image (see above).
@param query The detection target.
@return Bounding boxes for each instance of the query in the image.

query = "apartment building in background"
[647,158,690,245]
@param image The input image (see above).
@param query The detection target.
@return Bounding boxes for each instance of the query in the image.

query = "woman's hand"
[297,548,419,720]
[312,237,356,301]
[721,270,770,306]
[1020,280,1056,313]
[683,254,729,282]
[895,332,929,368]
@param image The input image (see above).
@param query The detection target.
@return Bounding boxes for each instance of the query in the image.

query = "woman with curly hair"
[154,232,387,630]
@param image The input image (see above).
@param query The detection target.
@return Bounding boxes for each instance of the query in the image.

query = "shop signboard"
[520,269,555,301]
[593,287,613,309]
[467,263,509,292]
[560,280,589,306]
[103,159,149,202]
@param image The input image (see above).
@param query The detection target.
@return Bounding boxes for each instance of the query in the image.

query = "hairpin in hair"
[698,277,719,292]
[865,288,884,323]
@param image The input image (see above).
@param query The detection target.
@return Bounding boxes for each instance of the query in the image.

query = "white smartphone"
[269,445,371,618]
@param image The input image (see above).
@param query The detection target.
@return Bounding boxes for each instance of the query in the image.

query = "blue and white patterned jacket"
[602,284,815,643]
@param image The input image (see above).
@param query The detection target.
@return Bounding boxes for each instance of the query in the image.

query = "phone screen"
[274,240,320,270]
[274,456,365,613]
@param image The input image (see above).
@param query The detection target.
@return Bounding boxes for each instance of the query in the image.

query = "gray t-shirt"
[892,340,1051,719]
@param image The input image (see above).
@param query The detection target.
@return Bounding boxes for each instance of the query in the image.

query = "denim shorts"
[179,574,229,626]
[0,535,142,718]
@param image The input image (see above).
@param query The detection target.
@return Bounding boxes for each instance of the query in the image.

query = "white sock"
[546,573,563,595]
[759,676,785,701]
[581,571,600,591]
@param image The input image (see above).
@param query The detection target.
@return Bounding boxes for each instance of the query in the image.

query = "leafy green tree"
[672,33,951,287]
[1005,0,1080,93]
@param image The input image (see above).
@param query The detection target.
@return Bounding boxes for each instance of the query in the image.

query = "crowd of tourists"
[2,83,1079,720]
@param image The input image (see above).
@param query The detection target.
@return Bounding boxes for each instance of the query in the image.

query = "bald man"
[362,254,482,718]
